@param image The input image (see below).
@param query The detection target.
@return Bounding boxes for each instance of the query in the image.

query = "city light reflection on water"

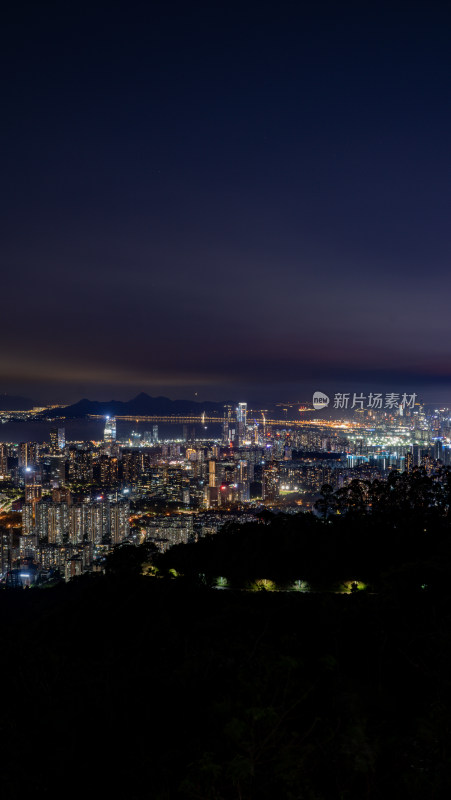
[0,419,217,444]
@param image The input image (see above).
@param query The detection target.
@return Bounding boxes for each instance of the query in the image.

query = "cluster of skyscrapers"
[0,398,449,585]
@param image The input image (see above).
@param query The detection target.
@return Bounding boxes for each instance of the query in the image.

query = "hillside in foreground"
[1,573,451,799]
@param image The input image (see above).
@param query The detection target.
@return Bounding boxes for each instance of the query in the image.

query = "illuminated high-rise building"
[65,558,82,582]
[25,483,42,503]
[0,444,8,478]
[262,462,279,503]
[49,428,58,453]
[49,428,65,454]
[412,444,422,467]
[208,459,216,488]
[35,499,120,547]
[223,405,234,445]
[58,427,66,451]
[23,470,42,536]
[19,442,38,468]
[43,454,66,486]
[104,416,117,444]
[84,501,110,546]
[0,528,12,574]
[22,502,35,536]
[434,439,444,462]
[237,459,250,502]
[236,402,247,424]
[110,501,130,546]
[95,455,118,486]
[69,504,84,544]
[35,500,50,540]
[19,443,27,468]
[235,402,247,446]
[47,503,70,544]
[68,449,93,483]
[121,449,142,486]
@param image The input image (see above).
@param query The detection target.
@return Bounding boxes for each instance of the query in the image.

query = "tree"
[104,541,157,576]
[314,484,337,520]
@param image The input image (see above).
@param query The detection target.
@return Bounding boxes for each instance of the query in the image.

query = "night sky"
[2,1,451,405]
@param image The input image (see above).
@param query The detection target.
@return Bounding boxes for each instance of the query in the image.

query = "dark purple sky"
[2,1,451,404]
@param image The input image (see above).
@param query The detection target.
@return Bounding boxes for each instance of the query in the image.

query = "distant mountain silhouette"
[0,394,35,410]
[44,392,230,418]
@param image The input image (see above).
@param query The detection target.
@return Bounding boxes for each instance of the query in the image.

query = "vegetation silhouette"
[155,467,451,594]
[1,572,451,798]
[2,468,451,799]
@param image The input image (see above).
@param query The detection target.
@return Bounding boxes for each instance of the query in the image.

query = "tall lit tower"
[104,416,117,444]
[49,428,58,454]
[235,402,247,446]
[223,404,233,445]
[236,402,247,425]
[49,428,65,454]
[0,444,8,478]
[58,427,66,450]
[111,500,130,545]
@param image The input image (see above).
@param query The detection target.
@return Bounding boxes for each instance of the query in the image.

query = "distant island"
[44,392,232,418]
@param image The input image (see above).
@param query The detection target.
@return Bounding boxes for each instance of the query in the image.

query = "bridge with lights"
[88,413,363,431]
